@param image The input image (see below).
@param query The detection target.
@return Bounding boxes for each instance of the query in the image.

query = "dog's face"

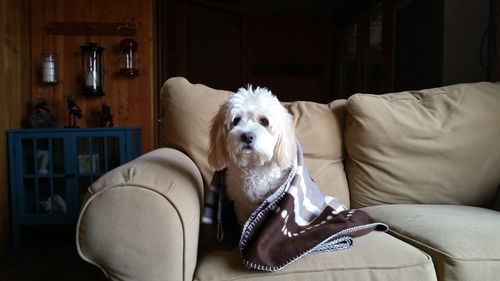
[209,86,296,170]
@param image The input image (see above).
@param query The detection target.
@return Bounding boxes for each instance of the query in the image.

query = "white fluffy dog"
[209,86,297,225]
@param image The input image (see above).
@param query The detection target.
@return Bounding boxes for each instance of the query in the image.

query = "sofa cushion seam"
[387,229,500,262]
[212,261,434,281]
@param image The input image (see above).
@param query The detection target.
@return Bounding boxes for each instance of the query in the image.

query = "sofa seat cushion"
[345,82,500,208]
[194,232,436,281]
[363,204,500,281]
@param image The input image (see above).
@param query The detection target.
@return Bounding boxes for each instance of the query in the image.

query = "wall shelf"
[45,21,137,36]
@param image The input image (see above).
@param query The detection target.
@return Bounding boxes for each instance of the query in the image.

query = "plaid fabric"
[201,171,223,225]
[201,169,227,241]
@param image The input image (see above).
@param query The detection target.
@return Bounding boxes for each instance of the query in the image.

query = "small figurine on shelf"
[64,95,82,128]
[39,194,67,214]
[99,104,114,127]
[29,97,59,128]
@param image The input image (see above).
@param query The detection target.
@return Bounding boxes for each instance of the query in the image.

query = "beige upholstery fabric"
[77,79,500,281]
[345,82,500,208]
[285,100,349,205]
[77,148,204,281]
[363,204,500,281]
[161,77,350,206]
[194,232,437,281]
[161,77,232,189]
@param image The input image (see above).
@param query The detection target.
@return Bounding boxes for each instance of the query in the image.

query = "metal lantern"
[41,53,58,84]
[81,42,105,96]
[119,38,139,77]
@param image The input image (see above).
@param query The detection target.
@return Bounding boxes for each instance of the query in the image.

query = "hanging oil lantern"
[81,42,105,96]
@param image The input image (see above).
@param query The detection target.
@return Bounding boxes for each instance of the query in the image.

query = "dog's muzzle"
[241,132,256,150]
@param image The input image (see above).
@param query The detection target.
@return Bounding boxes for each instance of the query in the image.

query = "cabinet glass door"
[76,135,121,201]
[20,137,69,218]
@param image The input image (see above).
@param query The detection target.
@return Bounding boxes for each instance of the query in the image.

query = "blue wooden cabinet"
[7,127,141,246]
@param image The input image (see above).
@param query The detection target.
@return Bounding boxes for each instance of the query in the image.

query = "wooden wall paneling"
[188,4,243,91]
[160,3,338,104]
[0,0,31,251]
[381,0,394,92]
[244,15,334,103]
[30,0,154,152]
[172,2,190,79]
[493,0,500,81]
[155,0,167,146]
[355,9,368,94]
[329,14,344,101]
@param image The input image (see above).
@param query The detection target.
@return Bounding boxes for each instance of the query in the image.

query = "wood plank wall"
[30,0,154,152]
[494,0,500,81]
[164,2,337,103]
[0,0,31,253]
[0,0,153,251]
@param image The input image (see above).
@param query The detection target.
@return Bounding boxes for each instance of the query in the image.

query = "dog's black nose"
[241,132,256,145]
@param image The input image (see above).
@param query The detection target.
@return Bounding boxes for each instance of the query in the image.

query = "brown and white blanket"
[203,144,388,271]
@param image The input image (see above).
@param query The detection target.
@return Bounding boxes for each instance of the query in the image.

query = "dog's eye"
[259,117,269,127]
[232,117,241,126]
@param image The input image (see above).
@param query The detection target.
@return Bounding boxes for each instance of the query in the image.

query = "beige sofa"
[77,77,500,281]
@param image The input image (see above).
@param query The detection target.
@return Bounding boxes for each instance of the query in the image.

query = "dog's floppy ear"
[208,102,229,171]
[273,109,297,168]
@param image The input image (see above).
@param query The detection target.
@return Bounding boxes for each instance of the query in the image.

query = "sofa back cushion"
[161,77,350,207]
[345,82,500,208]
[161,77,232,188]
[285,100,350,206]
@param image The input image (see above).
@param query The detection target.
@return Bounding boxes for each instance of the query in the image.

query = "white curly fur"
[209,86,296,225]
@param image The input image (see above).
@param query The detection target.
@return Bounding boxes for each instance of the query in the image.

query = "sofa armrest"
[76,148,204,281]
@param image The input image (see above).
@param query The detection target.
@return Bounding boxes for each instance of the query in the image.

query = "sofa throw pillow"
[161,77,350,207]
[345,82,500,208]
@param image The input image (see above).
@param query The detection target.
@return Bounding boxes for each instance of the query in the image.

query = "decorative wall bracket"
[45,22,137,36]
